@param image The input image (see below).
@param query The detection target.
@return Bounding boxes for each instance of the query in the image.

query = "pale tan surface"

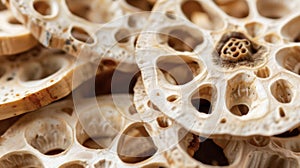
[134,76,300,168]
[0,46,95,119]
[0,4,37,56]
[0,95,168,168]
[136,0,300,136]
[7,0,156,71]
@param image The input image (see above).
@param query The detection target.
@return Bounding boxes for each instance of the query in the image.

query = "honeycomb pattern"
[0,95,168,168]
[2,0,300,167]
[136,0,300,136]
[7,0,153,71]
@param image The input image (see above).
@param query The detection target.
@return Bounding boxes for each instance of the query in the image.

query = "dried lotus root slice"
[136,0,300,136]
[0,5,37,56]
[7,0,155,69]
[134,78,300,167]
[0,95,169,168]
[0,46,96,120]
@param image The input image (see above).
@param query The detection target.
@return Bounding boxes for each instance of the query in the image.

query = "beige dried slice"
[0,8,37,56]
[0,46,96,119]
[136,0,300,136]
[7,0,155,71]
[134,76,300,168]
[0,94,168,168]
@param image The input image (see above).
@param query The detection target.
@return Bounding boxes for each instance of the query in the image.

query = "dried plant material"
[136,0,300,136]
[0,3,37,56]
[0,46,95,119]
[134,77,300,168]
[7,0,155,71]
[0,94,168,168]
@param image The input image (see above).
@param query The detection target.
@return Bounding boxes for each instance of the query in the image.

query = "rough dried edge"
[0,6,37,56]
[0,46,96,119]
[0,94,168,168]
[133,76,300,168]
[7,0,154,70]
[136,0,300,136]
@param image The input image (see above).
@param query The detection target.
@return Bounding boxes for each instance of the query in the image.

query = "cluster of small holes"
[216,32,267,68]
[220,38,251,61]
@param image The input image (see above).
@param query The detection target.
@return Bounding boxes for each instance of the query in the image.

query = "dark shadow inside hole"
[275,128,300,138]
[75,68,139,97]
[125,0,154,11]
[191,99,211,114]
[193,138,229,166]
[45,148,65,155]
[82,138,103,149]
[230,104,249,116]
[294,33,300,42]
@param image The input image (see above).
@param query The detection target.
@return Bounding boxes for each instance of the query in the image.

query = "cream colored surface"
[136,0,300,136]
[0,5,37,56]
[0,46,95,119]
[0,95,168,168]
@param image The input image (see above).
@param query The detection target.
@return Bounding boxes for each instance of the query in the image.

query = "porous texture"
[0,95,168,168]
[136,0,300,136]
[134,76,300,168]
[0,46,95,119]
[0,2,37,56]
[6,0,156,71]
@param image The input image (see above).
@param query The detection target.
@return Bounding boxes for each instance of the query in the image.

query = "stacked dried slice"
[1,0,300,167]
[6,0,156,71]
[136,0,300,136]
[0,95,168,168]
[134,76,300,168]
[0,46,96,119]
[0,2,37,56]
